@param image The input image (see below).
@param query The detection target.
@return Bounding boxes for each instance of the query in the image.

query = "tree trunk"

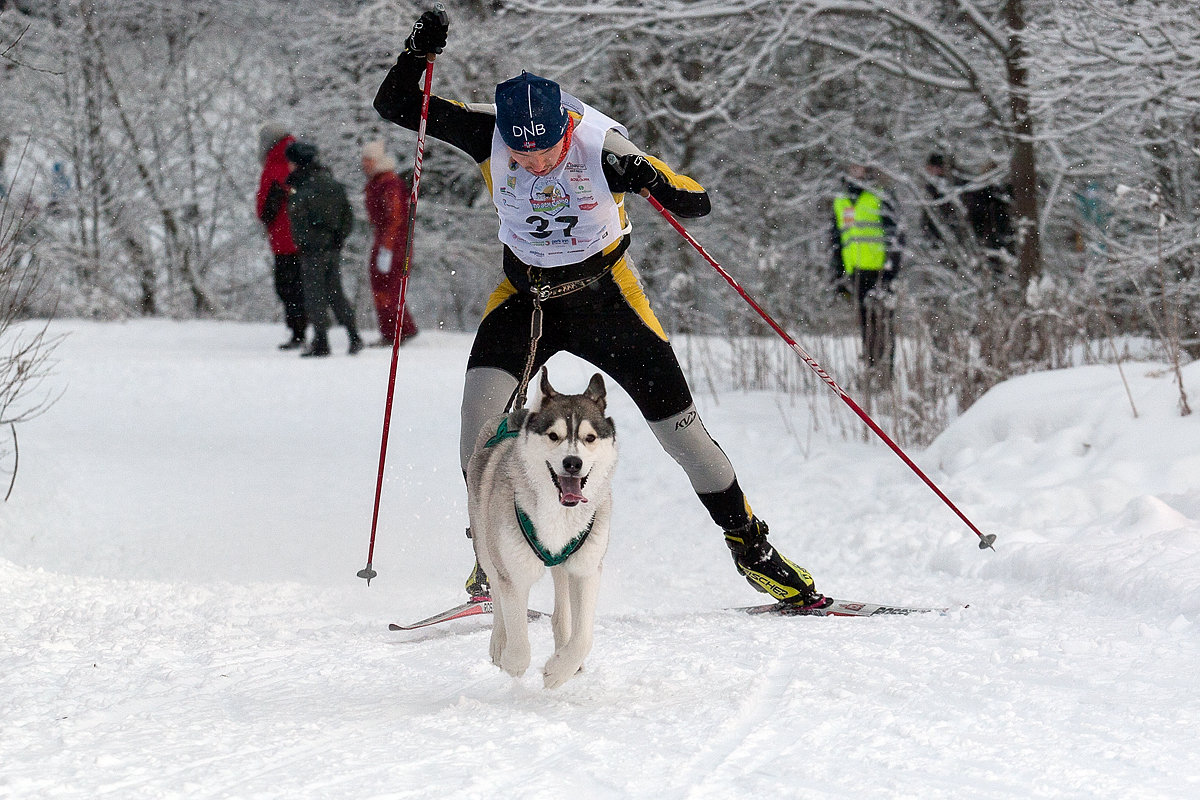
[1004,0,1042,289]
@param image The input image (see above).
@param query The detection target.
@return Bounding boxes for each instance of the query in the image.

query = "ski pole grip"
[429,3,446,62]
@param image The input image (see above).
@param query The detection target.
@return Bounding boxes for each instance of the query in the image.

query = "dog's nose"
[562,455,583,475]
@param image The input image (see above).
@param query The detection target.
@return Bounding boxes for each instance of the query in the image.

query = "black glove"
[605,153,663,195]
[405,8,449,57]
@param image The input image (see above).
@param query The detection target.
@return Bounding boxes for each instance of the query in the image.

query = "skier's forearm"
[643,157,710,219]
[373,51,429,131]
[373,50,494,163]
[601,142,710,219]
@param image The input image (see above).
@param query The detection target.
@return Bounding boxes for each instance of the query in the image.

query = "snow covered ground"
[3,319,1199,799]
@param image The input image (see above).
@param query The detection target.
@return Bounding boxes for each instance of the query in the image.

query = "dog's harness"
[481,418,597,567]
[483,416,520,448]
[514,503,595,567]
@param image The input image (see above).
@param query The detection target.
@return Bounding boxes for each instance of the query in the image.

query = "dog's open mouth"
[547,463,589,506]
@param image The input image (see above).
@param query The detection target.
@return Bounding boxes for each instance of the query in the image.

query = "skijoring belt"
[503,235,631,301]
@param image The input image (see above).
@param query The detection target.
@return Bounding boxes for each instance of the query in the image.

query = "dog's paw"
[498,647,530,678]
[542,654,585,689]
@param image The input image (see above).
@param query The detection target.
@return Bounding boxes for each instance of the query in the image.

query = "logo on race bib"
[529,178,570,216]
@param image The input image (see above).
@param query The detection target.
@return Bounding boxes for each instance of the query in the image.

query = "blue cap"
[495,72,569,152]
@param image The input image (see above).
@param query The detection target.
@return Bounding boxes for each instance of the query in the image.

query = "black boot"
[300,333,330,358]
[278,332,305,351]
[724,517,821,605]
[347,329,364,356]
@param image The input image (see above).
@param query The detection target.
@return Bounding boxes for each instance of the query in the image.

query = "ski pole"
[635,182,996,551]
[359,26,442,585]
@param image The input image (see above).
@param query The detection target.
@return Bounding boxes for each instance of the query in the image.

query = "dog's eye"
[583,434,596,444]
[547,432,560,442]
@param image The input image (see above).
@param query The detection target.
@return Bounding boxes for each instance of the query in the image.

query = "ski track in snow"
[2,320,1200,799]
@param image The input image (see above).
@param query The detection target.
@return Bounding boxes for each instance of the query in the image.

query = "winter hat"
[495,72,569,152]
[284,139,319,168]
[361,140,397,175]
[258,121,290,164]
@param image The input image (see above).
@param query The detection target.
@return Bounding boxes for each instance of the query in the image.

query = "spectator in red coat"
[256,122,308,349]
[361,140,418,346]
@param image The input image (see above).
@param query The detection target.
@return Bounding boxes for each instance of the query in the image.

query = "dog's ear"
[538,366,556,404]
[585,372,607,411]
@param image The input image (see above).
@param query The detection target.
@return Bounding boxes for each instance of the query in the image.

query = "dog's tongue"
[558,475,588,506]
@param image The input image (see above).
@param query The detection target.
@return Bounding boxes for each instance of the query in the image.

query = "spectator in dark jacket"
[284,140,364,358]
[962,161,1015,283]
[256,122,308,349]
[921,152,968,247]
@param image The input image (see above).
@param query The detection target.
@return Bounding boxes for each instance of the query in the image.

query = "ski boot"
[464,560,490,601]
[463,527,490,601]
[724,517,822,606]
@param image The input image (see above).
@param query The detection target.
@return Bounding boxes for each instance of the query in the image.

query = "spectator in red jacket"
[361,140,419,347]
[256,122,308,349]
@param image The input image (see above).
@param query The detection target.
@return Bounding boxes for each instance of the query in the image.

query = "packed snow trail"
[2,320,1198,799]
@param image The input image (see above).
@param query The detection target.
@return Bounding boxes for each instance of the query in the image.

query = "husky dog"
[467,367,617,689]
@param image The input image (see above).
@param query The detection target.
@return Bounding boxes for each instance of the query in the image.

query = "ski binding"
[736,596,955,617]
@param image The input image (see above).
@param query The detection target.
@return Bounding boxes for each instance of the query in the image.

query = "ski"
[389,599,546,631]
[390,596,951,631]
[735,596,954,618]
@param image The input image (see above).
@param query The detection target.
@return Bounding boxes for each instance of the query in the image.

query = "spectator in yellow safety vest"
[830,163,904,378]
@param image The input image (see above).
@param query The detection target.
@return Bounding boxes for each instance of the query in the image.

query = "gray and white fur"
[466,367,617,689]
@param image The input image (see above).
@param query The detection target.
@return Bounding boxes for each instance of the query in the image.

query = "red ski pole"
[635,183,996,551]
[359,46,439,585]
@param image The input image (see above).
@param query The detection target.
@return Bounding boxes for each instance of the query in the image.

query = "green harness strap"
[514,503,595,567]
[484,417,520,448]
[485,417,596,566]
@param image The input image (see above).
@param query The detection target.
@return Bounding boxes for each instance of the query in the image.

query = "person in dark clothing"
[284,140,364,358]
[921,152,968,247]
[373,10,823,608]
[830,164,903,377]
[256,123,308,349]
[962,163,1015,283]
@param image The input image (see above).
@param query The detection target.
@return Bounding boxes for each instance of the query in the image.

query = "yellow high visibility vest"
[834,191,887,274]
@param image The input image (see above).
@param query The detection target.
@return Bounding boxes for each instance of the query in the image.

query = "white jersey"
[489,96,631,268]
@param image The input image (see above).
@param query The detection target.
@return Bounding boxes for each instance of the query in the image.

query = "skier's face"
[508,137,566,177]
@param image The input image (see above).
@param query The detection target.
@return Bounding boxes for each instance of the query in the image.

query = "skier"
[373,10,822,607]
